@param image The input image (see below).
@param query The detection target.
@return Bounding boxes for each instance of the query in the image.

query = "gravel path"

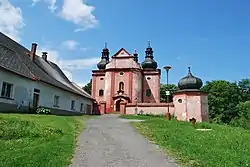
[69,114,179,167]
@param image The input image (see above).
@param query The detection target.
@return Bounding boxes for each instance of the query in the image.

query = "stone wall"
[125,103,174,115]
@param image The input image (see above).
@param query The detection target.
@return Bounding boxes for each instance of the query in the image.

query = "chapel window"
[119,82,124,91]
[99,89,104,96]
[146,89,151,97]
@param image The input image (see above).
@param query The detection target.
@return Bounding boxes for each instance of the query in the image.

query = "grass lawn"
[120,115,250,167]
[0,113,92,167]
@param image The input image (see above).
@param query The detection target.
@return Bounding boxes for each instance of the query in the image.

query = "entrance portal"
[115,100,122,112]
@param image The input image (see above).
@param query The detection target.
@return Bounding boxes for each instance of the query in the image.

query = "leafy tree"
[231,100,250,130]
[238,78,250,102]
[82,79,92,95]
[201,80,242,124]
[160,84,178,103]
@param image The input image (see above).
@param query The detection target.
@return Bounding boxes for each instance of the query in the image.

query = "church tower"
[141,41,160,103]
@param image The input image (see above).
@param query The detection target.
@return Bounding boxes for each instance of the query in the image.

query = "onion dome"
[178,67,203,90]
[133,49,138,63]
[97,43,109,70]
[141,41,158,69]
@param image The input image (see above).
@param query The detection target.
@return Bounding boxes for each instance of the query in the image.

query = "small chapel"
[91,42,209,122]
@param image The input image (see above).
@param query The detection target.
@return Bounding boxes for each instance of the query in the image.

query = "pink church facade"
[92,43,209,122]
[92,42,161,113]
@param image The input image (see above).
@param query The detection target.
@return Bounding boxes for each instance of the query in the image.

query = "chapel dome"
[141,41,158,70]
[178,67,203,90]
[97,45,109,70]
[97,58,108,69]
[141,58,158,69]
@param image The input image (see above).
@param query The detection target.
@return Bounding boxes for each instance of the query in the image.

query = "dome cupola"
[97,43,110,70]
[178,67,203,90]
[133,49,138,63]
[141,41,158,69]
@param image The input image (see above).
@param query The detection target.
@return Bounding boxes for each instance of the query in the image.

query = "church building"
[92,42,161,113]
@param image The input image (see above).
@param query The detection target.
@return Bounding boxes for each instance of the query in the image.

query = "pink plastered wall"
[173,94,187,120]
[126,103,174,115]
[143,74,160,103]
[132,70,142,103]
[114,71,130,96]
[173,92,209,122]
[92,75,105,102]
[104,71,112,112]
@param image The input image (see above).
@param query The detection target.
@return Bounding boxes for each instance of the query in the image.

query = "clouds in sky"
[0,0,24,42]
[0,0,99,85]
[31,0,98,32]
[31,0,57,13]
[59,0,98,32]
[0,0,98,41]
[62,40,79,50]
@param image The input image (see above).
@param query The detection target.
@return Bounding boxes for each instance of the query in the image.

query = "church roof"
[0,32,94,100]
[112,48,133,58]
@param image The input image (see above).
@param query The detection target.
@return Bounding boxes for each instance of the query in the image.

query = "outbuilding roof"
[0,32,94,101]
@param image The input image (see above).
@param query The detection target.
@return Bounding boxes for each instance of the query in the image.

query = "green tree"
[82,79,92,95]
[201,80,242,124]
[231,100,250,130]
[238,78,250,102]
[160,84,178,103]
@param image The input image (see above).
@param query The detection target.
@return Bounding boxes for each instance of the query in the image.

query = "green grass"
[0,113,92,167]
[121,115,250,167]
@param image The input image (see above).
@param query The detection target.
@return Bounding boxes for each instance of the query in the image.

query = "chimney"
[42,52,48,61]
[30,43,37,61]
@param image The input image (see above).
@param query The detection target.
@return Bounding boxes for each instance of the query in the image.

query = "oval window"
[100,78,104,80]
[119,72,124,76]
[147,77,151,80]
[178,99,182,103]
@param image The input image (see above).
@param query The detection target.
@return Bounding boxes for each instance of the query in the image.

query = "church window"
[99,89,104,96]
[119,82,124,91]
[119,72,124,76]
[147,77,151,80]
[146,89,151,97]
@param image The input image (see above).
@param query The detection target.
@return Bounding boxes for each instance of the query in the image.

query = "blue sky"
[1,0,250,86]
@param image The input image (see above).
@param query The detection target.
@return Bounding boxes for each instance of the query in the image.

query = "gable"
[112,48,132,58]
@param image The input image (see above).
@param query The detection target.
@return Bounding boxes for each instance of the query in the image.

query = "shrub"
[36,107,52,115]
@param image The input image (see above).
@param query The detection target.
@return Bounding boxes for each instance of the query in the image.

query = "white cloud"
[31,0,57,13]
[62,40,79,50]
[59,0,98,32]
[31,0,40,6]
[80,47,89,52]
[46,0,57,13]
[0,0,24,42]
[58,57,100,70]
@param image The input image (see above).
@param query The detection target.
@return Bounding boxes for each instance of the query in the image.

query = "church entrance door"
[115,100,122,112]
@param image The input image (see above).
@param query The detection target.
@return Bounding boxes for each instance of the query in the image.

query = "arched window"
[146,89,151,97]
[99,89,104,96]
[119,82,124,91]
